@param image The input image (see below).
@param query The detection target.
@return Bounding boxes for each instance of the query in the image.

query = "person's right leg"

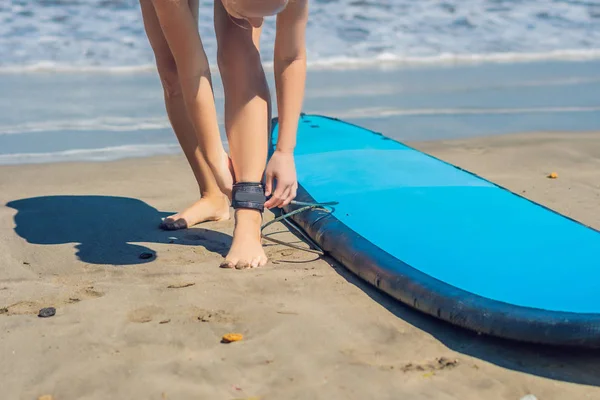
[214,0,271,269]
[140,0,229,229]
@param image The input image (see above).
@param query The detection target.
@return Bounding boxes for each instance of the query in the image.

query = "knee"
[156,58,182,98]
[217,40,261,79]
[216,43,237,75]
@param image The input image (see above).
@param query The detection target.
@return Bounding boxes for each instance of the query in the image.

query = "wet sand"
[2,130,600,400]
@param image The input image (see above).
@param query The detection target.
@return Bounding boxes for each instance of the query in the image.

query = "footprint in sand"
[394,357,460,373]
[127,305,165,323]
[125,306,236,324]
[342,347,459,374]
[197,308,236,323]
[1,286,105,316]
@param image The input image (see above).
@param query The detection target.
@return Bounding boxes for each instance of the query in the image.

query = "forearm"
[274,54,306,153]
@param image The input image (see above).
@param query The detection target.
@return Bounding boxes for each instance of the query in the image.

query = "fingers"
[265,183,289,209]
[281,182,298,207]
[276,187,292,208]
[265,183,287,209]
[265,182,298,209]
[265,171,274,197]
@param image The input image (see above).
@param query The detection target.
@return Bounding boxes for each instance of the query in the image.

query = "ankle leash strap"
[231,182,266,212]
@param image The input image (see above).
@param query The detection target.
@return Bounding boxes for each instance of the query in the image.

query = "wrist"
[275,124,297,155]
[275,146,295,154]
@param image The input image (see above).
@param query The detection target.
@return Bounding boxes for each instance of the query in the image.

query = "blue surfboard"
[271,114,600,347]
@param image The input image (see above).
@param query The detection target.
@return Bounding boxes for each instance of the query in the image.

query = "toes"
[159,218,174,230]
[222,259,263,270]
[160,217,187,231]
[235,261,250,270]
[250,255,268,268]
[161,222,176,231]
[172,218,188,230]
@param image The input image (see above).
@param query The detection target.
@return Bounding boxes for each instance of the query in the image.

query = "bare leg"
[140,0,230,229]
[148,0,234,199]
[215,0,270,269]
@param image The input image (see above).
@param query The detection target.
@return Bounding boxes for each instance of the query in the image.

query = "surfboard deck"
[270,113,600,347]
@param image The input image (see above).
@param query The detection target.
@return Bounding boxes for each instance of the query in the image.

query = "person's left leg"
[214,0,271,269]
[140,0,230,230]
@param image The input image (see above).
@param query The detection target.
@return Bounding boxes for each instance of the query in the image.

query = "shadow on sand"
[6,195,232,265]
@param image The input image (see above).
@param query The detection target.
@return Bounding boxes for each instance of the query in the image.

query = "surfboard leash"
[260,200,338,256]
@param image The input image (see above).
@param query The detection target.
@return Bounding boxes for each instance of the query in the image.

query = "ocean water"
[1,0,600,165]
[1,0,600,71]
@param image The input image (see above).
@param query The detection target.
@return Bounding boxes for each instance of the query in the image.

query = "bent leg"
[149,0,233,198]
[215,0,270,269]
[140,0,229,229]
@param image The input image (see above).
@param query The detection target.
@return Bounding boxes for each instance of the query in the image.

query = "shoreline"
[1,128,600,168]
[2,127,600,168]
[1,59,600,166]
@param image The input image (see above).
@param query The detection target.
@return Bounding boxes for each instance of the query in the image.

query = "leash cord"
[260,200,338,255]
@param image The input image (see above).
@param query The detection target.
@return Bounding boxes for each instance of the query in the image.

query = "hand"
[264,150,298,209]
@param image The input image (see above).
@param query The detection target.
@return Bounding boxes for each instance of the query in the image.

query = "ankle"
[200,191,228,201]
[234,209,263,226]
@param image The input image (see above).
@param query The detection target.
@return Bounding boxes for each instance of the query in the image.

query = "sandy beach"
[2,130,600,400]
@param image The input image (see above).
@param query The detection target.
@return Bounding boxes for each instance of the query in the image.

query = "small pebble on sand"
[38,307,56,318]
[221,333,243,343]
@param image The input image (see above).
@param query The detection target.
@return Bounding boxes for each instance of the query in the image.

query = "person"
[139,0,308,269]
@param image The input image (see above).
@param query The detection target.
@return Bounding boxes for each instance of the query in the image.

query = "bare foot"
[160,195,230,231]
[219,209,267,269]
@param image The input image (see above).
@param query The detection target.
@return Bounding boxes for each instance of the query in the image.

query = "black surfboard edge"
[270,113,600,348]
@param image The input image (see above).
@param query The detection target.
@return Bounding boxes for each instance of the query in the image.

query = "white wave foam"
[333,106,600,119]
[0,117,171,135]
[305,77,600,100]
[303,49,600,70]
[0,62,158,74]
[2,49,600,74]
[306,85,400,99]
[0,143,181,165]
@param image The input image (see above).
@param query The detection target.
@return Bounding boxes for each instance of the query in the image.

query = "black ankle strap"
[231,182,266,212]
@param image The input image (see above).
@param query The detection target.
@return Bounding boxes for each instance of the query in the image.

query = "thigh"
[140,0,175,69]
[149,0,209,79]
[140,0,201,64]
[213,0,262,55]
